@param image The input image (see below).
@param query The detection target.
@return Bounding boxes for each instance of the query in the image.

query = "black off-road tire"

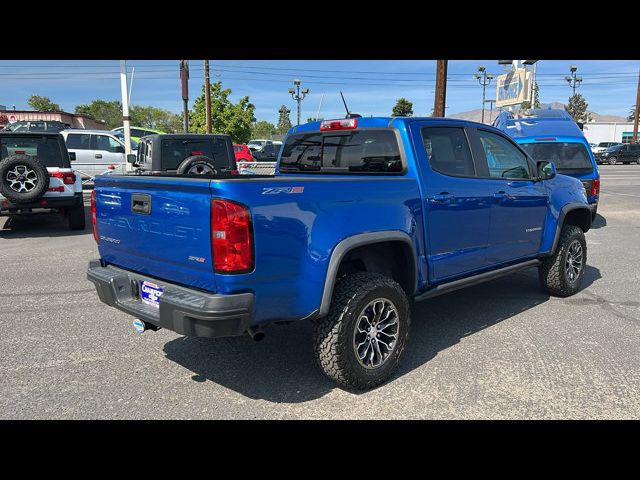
[67,203,86,230]
[176,155,218,175]
[539,225,587,297]
[312,272,410,391]
[0,154,49,203]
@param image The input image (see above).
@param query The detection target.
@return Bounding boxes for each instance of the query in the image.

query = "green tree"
[27,95,60,112]
[628,105,637,122]
[392,98,413,116]
[130,105,182,133]
[251,120,276,139]
[533,82,540,108]
[276,105,292,135]
[565,94,591,123]
[189,81,255,143]
[75,100,123,129]
[520,101,532,110]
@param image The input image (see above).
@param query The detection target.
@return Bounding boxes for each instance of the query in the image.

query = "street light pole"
[485,99,496,124]
[565,64,583,96]
[288,79,309,126]
[474,66,494,124]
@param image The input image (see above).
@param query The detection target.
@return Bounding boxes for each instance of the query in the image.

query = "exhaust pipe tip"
[247,326,265,342]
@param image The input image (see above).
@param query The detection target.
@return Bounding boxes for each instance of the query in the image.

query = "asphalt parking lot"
[1,165,639,419]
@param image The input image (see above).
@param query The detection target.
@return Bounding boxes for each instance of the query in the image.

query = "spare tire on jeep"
[176,155,219,175]
[0,154,50,203]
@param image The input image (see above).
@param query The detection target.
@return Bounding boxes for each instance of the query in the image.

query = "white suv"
[0,132,85,230]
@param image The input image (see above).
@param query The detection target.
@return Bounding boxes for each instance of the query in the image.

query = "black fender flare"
[318,231,417,317]
[549,203,592,255]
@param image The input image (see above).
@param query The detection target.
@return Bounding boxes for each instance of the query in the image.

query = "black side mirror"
[537,160,556,180]
[126,154,137,164]
[69,152,76,161]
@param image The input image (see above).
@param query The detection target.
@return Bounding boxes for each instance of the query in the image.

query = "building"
[0,109,106,129]
[582,122,638,145]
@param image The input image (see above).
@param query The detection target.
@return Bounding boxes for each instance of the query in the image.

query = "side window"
[478,130,531,179]
[94,135,123,153]
[421,127,475,177]
[131,129,145,138]
[65,134,91,150]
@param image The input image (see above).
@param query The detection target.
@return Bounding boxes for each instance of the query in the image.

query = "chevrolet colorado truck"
[87,117,592,390]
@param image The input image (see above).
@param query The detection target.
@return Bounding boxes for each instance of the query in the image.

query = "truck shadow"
[0,202,91,238]
[163,265,601,403]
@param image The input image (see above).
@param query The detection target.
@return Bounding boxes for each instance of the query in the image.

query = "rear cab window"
[521,142,593,171]
[160,138,233,171]
[279,129,403,174]
[0,135,69,168]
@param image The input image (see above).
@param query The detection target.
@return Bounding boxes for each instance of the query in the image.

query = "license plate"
[139,281,164,308]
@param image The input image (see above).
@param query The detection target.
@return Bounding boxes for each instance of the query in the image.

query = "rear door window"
[279,130,402,174]
[65,133,92,150]
[421,127,475,177]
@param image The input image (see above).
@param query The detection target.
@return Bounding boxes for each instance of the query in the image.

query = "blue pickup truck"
[87,116,592,390]
[493,109,600,220]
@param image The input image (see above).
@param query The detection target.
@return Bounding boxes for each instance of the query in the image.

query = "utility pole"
[119,61,132,163]
[204,60,212,134]
[474,66,494,124]
[633,68,640,144]
[565,64,583,96]
[180,60,190,133]
[433,60,448,117]
[288,79,310,126]
[485,99,496,124]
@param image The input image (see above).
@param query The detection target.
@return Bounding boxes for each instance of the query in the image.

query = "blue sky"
[0,60,638,124]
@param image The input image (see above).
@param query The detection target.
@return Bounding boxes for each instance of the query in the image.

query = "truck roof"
[493,109,586,141]
[289,116,503,134]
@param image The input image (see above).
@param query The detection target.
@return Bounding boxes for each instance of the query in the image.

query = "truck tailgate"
[94,175,216,292]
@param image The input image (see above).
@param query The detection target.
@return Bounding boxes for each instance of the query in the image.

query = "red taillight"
[229,170,239,175]
[320,118,358,131]
[591,178,600,197]
[49,171,76,184]
[91,189,98,243]
[211,199,253,273]
[192,151,204,156]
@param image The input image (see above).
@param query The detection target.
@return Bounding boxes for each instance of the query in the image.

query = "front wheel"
[539,225,587,297]
[313,272,410,390]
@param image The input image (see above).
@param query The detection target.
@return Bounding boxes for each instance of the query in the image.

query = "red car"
[233,144,254,162]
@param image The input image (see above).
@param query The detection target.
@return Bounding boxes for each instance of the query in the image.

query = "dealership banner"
[496,68,531,107]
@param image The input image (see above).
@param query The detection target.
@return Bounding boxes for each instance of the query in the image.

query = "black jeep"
[129,134,237,175]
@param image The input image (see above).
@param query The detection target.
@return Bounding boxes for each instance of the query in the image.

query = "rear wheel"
[313,272,410,390]
[539,225,587,297]
[608,157,617,165]
[67,203,86,230]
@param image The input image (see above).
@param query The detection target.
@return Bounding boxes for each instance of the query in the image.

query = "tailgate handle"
[131,194,151,215]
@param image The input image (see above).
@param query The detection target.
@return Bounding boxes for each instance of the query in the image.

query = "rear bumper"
[87,260,254,339]
[0,192,83,214]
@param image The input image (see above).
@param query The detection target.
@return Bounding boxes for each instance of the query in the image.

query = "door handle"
[95,153,102,159]
[431,192,454,203]
[493,191,507,200]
